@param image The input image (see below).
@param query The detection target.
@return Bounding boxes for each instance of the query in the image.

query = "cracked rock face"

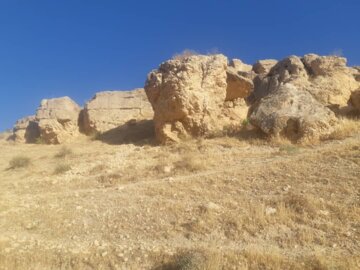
[12,115,40,143]
[249,84,339,143]
[81,89,153,134]
[145,54,253,143]
[36,97,81,144]
[249,54,360,108]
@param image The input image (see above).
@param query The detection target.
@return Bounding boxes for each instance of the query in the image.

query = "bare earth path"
[0,135,359,269]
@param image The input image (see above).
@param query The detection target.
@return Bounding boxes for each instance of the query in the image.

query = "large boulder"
[249,54,359,108]
[81,89,153,134]
[13,115,40,143]
[144,54,253,143]
[36,97,81,144]
[249,84,338,143]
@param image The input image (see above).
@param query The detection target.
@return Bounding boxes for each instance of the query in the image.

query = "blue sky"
[1,0,359,131]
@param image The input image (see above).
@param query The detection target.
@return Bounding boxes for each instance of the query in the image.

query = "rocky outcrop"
[36,97,81,144]
[349,89,360,111]
[81,89,153,134]
[249,84,338,142]
[250,54,359,108]
[145,54,253,143]
[13,115,40,143]
[252,59,278,75]
[353,66,360,82]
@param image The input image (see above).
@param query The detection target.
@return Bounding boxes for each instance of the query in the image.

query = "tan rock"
[250,54,359,108]
[226,68,254,101]
[252,59,278,75]
[349,89,360,111]
[13,116,40,143]
[82,89,153,134]
[352,66,360,82]
[229,59,253,72]
[145,54,250,143]
[249,84,338,143]
[36,97,81,144]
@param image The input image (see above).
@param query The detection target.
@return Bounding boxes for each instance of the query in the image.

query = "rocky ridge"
[7,53,360,144]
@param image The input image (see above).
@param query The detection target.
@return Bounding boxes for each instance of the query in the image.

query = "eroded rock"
[349,89,360,111]
[250,54,359,108]
[253,59,278,75]
[145,54,252,143]
[36,97,81,144]
[82,89,153,134]
[249,84,338,142]
[13,116,40,143]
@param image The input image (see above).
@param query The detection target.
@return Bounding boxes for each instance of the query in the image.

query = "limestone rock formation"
[249,84,338,142]
[36,97,81,144]
[145,54,253,143]
[349,89,360,111]
[82,89,153,134]
[353,66,360,82]
[226,67,254,101]
[229,59,253,72]
[250,54,359,108]
[253,59,278,75]
[13,115,40,143]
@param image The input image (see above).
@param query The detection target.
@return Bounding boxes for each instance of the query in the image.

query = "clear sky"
[1,0,359,131]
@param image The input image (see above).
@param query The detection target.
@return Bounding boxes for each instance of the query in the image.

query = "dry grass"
[54,146,73,158]
[172,49,198,60]
[155,249,222,270]
[326,117,360,140]
[53,163,71,174]
[1,132,360,269]
[8,155,31,169]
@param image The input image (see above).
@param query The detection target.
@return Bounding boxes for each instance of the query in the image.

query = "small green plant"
[35,137,46,144]
[242,118,249,127]
[54,146,73,158]
[9,156,31,169]
[279,145,299,155]
[54,163,71,174]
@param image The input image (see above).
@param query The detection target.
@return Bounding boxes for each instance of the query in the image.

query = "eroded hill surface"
[0,131,359,269]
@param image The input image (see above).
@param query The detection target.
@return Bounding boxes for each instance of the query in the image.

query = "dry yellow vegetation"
[0,120,360,269]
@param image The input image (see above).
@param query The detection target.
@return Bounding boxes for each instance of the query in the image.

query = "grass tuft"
[54,163,71,175]
[54,146,73,158]
[9,156,31,169]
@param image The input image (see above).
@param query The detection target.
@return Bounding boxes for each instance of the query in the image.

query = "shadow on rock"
[96,119,156,146]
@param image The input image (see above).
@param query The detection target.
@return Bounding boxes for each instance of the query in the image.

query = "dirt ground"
[0,129,359,269]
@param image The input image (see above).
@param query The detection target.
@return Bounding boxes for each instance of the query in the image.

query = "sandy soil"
[0,132,359,269]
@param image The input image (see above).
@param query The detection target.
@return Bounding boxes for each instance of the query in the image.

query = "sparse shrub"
[174,153,207,172]
[325,118,360,140]
[35,137,46,144]
[89,131,101,141]
[54,146,73,158]
[54,163,71,174]
[278,145,299,155]
[172,49,198,60]
[158,250,222,270]
[9,156,31,169]
[242,118,249,127]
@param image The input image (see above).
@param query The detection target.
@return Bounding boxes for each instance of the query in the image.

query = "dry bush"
[9,156,31,169]
[173,153,207,173]
[54,163,71,174]
[325,117,360,140]
[54,146,73,158]
[172,49,198,60]
[156,249,222,270]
